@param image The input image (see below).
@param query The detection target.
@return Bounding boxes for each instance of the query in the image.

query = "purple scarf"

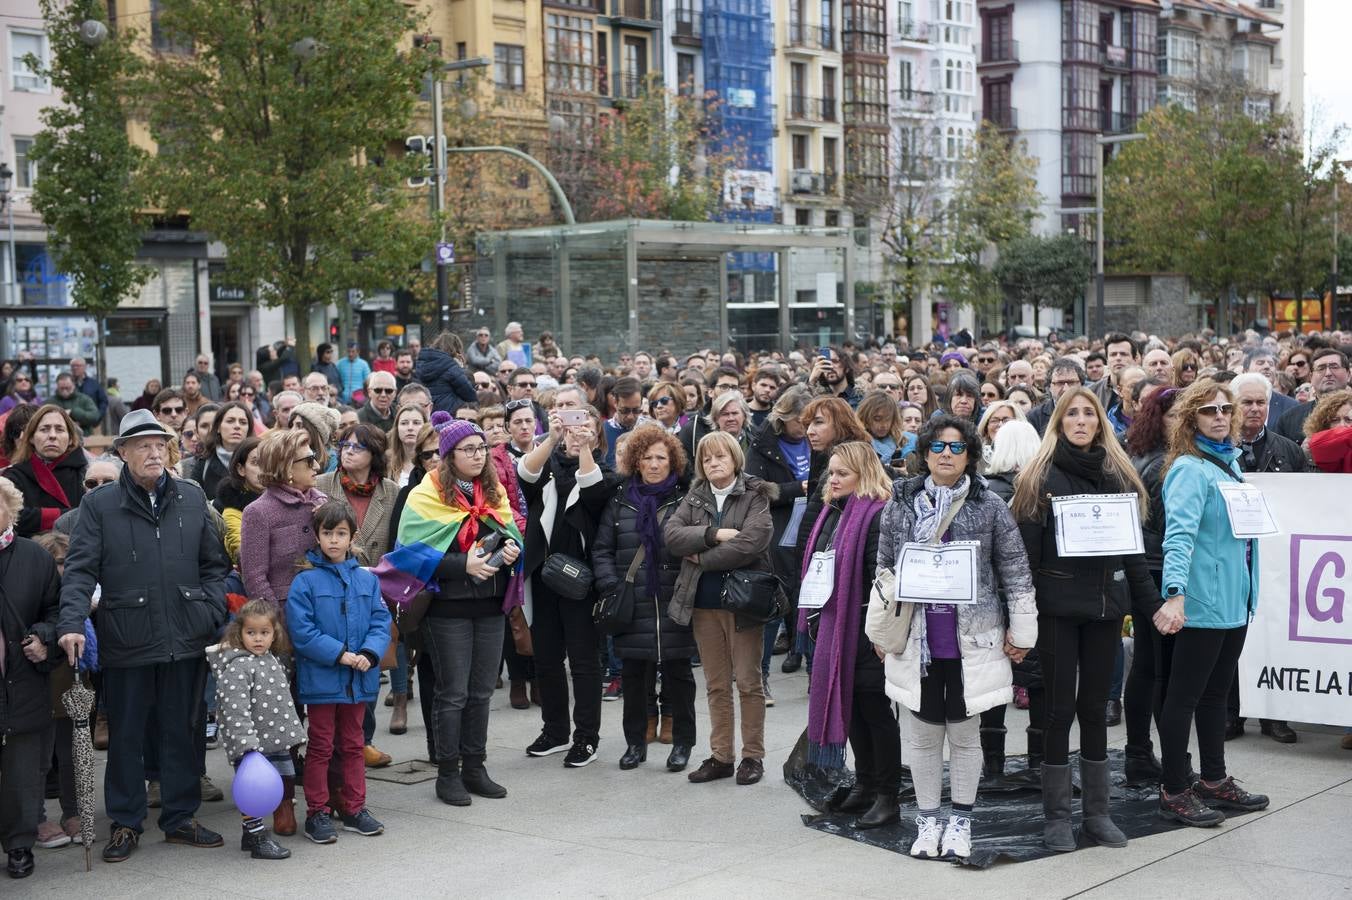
[797,493,885,768]
[625,474,679,598]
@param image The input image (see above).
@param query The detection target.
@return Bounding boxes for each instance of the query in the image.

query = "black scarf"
[1053,437,1109,491]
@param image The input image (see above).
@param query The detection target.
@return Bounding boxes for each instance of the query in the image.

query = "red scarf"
[339,470,378,497]
[32,453,71,508]
[449,477,503,551]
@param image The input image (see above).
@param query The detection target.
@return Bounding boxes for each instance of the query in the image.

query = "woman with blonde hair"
[856,391,912,474]
[1011,387,1159,852]
[2,404,85,537]
[664,430,775,786]
[647,382,685,434]
[798,442,900,828]
[387,403,430,487]
[1301,387,1352,439]
[976,400,1026,466]
[1171,349,1200,387]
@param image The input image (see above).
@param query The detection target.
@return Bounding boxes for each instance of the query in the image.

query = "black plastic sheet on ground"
[784,732,1246,868]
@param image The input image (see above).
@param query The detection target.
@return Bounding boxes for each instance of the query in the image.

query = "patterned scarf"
[339,470,378,497]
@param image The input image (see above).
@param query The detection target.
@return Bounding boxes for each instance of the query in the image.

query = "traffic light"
[405,135,434,187]
[329,319,340,342]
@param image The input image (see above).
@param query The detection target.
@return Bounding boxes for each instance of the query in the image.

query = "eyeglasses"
[616,405,642,416]
[876,383,900,391]
[1197,403,1234,417]
[976,357,996,365]
[929,440,968,455]
[514,381,537,389]
[241,390,255,397]
[84,477,116,490]
[1313,363,1346,375]
[370,387,396,395]
[338,441,369,454]
[418,449,439,462]
[455,444,488,457]
[158,405,185,415]
[505,398,533,412]
[293,450,318,466]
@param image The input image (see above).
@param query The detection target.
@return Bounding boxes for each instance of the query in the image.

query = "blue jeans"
[390,640,410,695]
[761,619,779,678]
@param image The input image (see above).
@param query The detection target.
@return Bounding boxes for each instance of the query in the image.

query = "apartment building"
[779,0,846,225]
[1155,0,1285,119]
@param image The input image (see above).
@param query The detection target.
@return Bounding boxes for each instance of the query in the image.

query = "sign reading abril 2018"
[1239,474,1352,727]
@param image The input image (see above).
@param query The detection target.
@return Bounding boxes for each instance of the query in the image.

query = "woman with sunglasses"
[879,415,1036,859]
[1154,381,1269,827]
[647,382,685,434]
[1012,387,1157,852]
[316,423,399,568]
[239,429,326,610]
[1123,387,1182,785]
[1171,349,1200,387]
[0,370,41,415]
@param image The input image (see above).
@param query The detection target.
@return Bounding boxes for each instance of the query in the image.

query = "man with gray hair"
[1244,347,1298,428]
[497,322,528,365]
[1027,357,1086,435]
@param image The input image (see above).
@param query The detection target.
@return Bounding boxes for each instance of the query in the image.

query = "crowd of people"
[1,319,1350,878]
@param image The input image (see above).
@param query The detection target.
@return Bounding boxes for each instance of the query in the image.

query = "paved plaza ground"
[14,666,1352,899]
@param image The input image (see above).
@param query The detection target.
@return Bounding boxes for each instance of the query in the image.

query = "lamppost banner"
[1239,473,1352,727]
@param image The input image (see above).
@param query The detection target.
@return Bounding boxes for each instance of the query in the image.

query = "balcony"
[984,106,1018,130]
[1101,110,1138,134]
[785,94,838,122]
[893,18,931,44]
[787,23,836,52]
[891,88,935,116]
[610,0,660,27]
[620,72,647,99]
[1100,43,1129,69]
[672,8,703,45]
[788,169,838,195]
[977,40,1019,65]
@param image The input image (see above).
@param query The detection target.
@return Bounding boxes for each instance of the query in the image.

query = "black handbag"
[594,547,643,636]
[720,568,786,624]
[540,552,594,601]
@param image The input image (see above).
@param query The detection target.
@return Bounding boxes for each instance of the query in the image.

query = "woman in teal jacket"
[1156,381,1269,828]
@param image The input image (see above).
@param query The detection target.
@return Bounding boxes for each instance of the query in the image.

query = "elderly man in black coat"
[57,410,230,865]
[0,478,62,879]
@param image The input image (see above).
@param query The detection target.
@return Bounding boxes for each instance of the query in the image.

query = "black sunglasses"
[418,449,439,462]
[84,477,116,490]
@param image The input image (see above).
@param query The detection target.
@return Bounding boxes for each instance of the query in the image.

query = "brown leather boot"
[659,715,674,745]
[389,693,408,735]
[646,716,658,744]
[272,777,297,836]
[509,680,529,709]
[92,712,110,751]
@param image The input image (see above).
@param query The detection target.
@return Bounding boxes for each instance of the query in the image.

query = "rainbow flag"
[373,472,525,613]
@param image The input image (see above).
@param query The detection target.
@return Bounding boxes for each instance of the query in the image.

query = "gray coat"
[465,341,502,375]
[877,475,1037,716]
[663,473,776,627]
[58,470,230,668]
[207,645,306,763]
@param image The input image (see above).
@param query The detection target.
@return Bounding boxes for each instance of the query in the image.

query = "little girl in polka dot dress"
[208,599,306,861]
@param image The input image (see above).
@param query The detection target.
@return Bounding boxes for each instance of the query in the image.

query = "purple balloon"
[233,751,284,817]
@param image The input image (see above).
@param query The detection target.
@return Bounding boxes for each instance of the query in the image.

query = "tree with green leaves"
[934,123,1041,319]
[1105,102,1288,337]
[1270,118,1343,332]
[544,81,739,223]
[139,0,437,368]
[994,234,1091,332]
[30,0,151,330]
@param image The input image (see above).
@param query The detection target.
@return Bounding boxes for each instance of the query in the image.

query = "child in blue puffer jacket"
[286,501,391,846]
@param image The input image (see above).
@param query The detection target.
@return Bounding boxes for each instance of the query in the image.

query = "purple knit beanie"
[438,418,483,458]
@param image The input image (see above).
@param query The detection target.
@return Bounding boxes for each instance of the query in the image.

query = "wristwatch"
[1165,586,1182,598]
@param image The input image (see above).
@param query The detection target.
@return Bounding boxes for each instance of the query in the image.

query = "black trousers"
[531,579,602,745]
[850,690,902,794]
[0,729,42,852]
[1124,585,1177,755]
[979,685,1046,748]
[418,650,437,761]
[1038,614,1120,766]
[620,657,696,747]
[103,659,205,833]
[1160,626,1247,795]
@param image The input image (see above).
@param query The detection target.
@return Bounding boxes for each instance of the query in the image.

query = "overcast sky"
[1306,0,1352,151]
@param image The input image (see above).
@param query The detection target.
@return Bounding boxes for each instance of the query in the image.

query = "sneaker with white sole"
[909,815,943,858]
[563,740,599,768]
[525,733,571,757]
[762,677,775,708]
[940,814,972,859]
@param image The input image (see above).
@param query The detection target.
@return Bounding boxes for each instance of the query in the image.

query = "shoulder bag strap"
[928,496,967,546]
[624,545,646,585]
[1199,452,1244,483]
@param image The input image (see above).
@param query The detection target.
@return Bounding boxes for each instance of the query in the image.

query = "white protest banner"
[1238,473,1352,727]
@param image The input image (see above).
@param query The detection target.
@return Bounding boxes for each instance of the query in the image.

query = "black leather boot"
[835,781,873,814]
[435,759,471,807]
[855,792,900,829]
[461,754,507,799]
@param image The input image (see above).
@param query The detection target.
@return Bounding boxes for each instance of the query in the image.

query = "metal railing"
[620,72,646,99]
[786,94,836,121]
[787,23,835,51]
[892,88,935,114]
[893,18,931,42]
[977,40,1019,64]
[672,8,703,39]
[984,106,1018,130]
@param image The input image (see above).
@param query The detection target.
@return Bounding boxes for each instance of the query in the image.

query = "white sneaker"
[941,814,972,859]
[909,815,943,858]
[762,676,775,707]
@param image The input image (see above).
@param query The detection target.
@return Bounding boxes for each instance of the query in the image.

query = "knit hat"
[430,410,453,432]
[289,402,340,447]
[438,418,484,458]
[939,351,969,369]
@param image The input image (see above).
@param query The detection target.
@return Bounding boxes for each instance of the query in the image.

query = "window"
[151,0,193,55]
[824,210,840,227]
[984,11,1011,61]
[676,52,696,95]
[622,36,647,98]
[495,44,525,91]
[823,136,838,175]
[9,30,48,92]
[792,134,809,169]
[898,59,912,96]
[1159,29,1196,79]
[13,137,36,189]
[983,79,1011,127]
[546,14,596,93]
[822,66,836,121]
[795,208,812,226]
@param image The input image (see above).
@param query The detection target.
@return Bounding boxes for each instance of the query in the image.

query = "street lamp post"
[430,56,491,330]
[1095,132,1146,339]
[0,162,14,306]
